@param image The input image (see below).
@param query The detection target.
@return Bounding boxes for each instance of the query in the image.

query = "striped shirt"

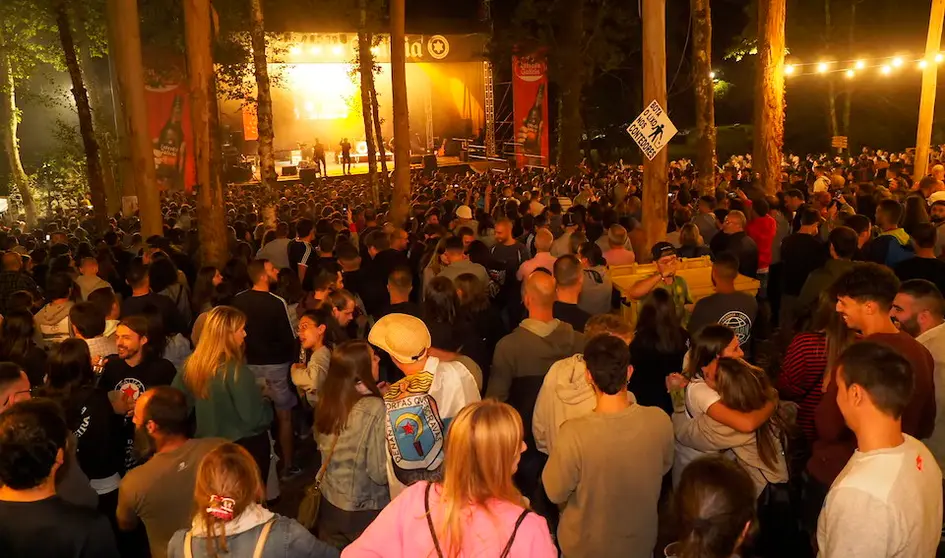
[777,332,827,442]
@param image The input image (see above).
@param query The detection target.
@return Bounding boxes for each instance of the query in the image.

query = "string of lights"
[709,52,945,80]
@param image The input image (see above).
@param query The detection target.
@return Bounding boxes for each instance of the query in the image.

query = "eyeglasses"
[2,388,32,410]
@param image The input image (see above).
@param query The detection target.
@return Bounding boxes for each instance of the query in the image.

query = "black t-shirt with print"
[287,239,315,290]
[0,497,119,558]
[688,292,759,349]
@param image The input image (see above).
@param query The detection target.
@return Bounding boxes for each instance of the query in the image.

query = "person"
[551,212,580,257]
[931,198,945,257]
[490,218,531,276]
[893,222,945,293]
[0,398,119,557]
[543,334,673,558]
[232,259,298,477]
[344,400,557,557]
[436,235,490,286]
[290,306,333,406]
[709,210,759,278]
[669,455,757,558]
[75,256,111,301]
[0,309,48,385]
[101,315,178,471]
[312,340,389,549]
[796,226,858,314]
[693,195,720,244]
[42,339,123,518]
[361,230,410,317]
[890,279,945,469]
[368,313,480,496]
[421,277,484,368]
[517,228,557,281]
[0,250,40,315]
[453,272,506,385]
[288,218,316,290]
[35,272,75,348]
[374,265,421,320]
[865,198,914,268]
[150,255,192,326]
[552,255,591,333]
[314,138,327,175]
[533,314,634,456]
[121,260,187,336]
[256,222,292,270]
[779,208,826,329]
[601,224,636,266]
[172,306,273,480]
[576,242,615,316]
[629,289,688,415]
[89,286,121,340]
[624,242,692,322]
[70,301,118,364]
[677,222,712,259]
[817,341,943,558]
[743,196,777,287]
[340,137,352,174]
[116,387,225,558]
[167,443,339,558]
[687,252,758,349]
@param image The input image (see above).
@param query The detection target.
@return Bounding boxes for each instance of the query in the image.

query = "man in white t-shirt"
[812,165,830,194]
[368,313,480,498]
[817,340,943,558]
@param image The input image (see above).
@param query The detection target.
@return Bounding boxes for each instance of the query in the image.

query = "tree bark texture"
[555,0,584,175]
[55,2,108,233]
[752,0,787,196]
[914,0,945,180]
[249,0,276,229]
[641,0,668,258]
[691,0,716,195]
[358,26,379,206]
[184,0,227,267]
[0,52,36,226]
[389,0,410,226]
[106,0,160,234]
[371,87,389,188]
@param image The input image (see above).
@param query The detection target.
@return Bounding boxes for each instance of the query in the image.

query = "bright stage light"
[855,60,865,70]
[817,62,829,73]
[286,64,360,121]
[845,69,855,78]
[709,71,716,79]
[892,57,903,67]
[937,53,944,63]
[785,64,795,75]
[371,46,381,56]
[332,45,343,55]
[310,45,322,55]
[289,45,301,55]
[919,60,928,69]
[881,65,892,75]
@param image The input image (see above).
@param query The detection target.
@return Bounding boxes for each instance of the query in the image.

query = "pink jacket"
[342,481,556,558]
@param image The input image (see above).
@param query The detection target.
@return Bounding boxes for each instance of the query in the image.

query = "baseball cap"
[455,205,473,220]
[368,314,431,364]
[651,241,677,261]
[929,191,945,205]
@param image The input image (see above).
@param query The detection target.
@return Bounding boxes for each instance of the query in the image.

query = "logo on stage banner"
[513,52,549,168]
[627,100,677,161]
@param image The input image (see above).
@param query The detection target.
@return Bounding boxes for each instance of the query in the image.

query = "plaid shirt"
[0,271,39,314]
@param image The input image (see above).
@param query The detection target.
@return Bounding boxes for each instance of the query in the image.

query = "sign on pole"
[830,135,848,149]
[627,100,678,161]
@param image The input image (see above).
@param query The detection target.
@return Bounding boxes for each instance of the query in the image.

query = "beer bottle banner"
[146,83,198,193]
[512,52,549,169]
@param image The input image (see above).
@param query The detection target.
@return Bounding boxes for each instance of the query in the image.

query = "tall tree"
[184,0,227,266]
[389,0,410,226]
[357,0,378,205]
[641,0,668,256]
[371,85,389,187]
[54,1,108,232]
[0,51,36,226]
[249,0,277,229]
[752,0,786,196]
[691,0,716,195]
[105,0,161,235]
[824,0,840,150]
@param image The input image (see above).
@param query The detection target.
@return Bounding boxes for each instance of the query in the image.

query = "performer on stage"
[340,138,352,175]
[313,138,327,176]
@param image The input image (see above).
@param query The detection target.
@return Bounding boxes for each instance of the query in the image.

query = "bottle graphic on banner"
[154,95,186,190]
[517,84,545,160]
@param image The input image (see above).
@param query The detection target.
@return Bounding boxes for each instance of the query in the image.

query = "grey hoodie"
[34,301,74,349]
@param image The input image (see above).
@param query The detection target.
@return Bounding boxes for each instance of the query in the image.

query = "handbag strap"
[499,510,531,558]
[252,519,276,558]
[183,531,194,558]
[314,434,339,488]
[424,483,445,558]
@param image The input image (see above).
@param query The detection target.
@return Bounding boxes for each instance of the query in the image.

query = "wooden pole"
[105,0,161,235]
[752,0,787,196]
[389,0,410,226]
[249,0,277,230]
[914,0,945,182]
[691,0,716,195]
[641,0,668,260]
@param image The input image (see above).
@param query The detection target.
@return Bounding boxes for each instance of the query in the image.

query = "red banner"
[512,52,549,168]
[242,103,259,142]
[146,84,197,192]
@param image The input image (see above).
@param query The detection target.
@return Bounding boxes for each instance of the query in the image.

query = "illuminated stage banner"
[512,52,549,168]
[146,84,197,192]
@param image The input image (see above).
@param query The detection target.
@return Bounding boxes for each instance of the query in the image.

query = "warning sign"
[627,100,678,161]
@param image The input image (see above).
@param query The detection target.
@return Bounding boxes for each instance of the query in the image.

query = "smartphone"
[45,234,51,241]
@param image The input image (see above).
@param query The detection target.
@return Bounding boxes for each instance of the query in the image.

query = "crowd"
[1,144,945,558]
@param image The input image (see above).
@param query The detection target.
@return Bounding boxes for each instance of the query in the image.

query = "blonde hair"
[192,443,264,558]
[679,222,704,247]
[183,306,246,399]
[436,400,526,558]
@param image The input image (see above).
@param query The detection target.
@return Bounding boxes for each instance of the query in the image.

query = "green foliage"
[28,119,89,215]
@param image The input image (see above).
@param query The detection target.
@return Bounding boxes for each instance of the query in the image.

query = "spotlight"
[892,57,903,67]
[371,46,381,56]
[332,45,343,55]
[785,64,795,75]
[919,60,928,69]
[881,65,892,75]
[709,71,716,79]
[937,53,944,63]
[855,60,865,70]
[289,45,301,55]
[845,69,855,78]
[817,62,829,73]
[310,45,322,55]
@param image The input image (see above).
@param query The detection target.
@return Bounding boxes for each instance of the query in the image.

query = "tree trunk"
[184,0,227,267]
[106,0,160,235]
[842,0,855,142]
[691,0,716,195]
[752,0,787,196]
[371,86,389,188]
[358,25,379,206]
[641,0,668,257]
[389,0,410,226]
[824,0,840,153]
[55,2,108,233]
[556,0,584,175]
[249,0,277,230]
[0,52,36,227]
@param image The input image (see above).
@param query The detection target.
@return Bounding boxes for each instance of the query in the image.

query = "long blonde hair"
[183,306,246,399]
[191,443,264,558]
[435,400,526,558]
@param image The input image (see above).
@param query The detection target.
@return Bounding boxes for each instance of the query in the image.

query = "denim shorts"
[248,363,297,411]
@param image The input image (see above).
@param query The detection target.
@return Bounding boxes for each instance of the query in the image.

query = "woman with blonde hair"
[173,306,273,478]
[677,223,711,259]
[167,443,338,558]
[344,400,556,557]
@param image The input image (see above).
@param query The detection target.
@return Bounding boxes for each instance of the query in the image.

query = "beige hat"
[368,313,431,364]
[929,191,945,205]
[455,205,473,220]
